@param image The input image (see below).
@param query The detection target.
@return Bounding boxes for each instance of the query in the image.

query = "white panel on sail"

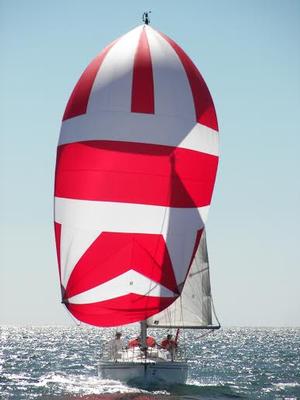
[67,270,177,304]
[146,26,195,121]
[147,230,217,328]
[87,26,142,113]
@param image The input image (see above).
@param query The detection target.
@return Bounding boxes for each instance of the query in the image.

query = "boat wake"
[2,327,300,399]
[4,370,241,399]
[26,372,169,396]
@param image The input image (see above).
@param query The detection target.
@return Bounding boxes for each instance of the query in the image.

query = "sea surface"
[0,326,299,400]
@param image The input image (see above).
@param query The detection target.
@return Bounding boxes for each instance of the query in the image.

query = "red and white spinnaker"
[54,25,219,327]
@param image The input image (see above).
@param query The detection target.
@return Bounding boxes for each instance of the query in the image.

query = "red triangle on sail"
[65,232,179,300]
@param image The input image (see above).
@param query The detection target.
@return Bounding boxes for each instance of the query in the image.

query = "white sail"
[147,230,219,329]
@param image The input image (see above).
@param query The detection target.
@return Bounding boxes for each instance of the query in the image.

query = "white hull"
[99,360,188,385]
[98,347,188,385]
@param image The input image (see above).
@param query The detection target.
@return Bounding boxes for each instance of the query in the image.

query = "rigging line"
[161,285,172,327]
[182,321,187,359]
[161,151,184,328]
[179,293,185,332]
[204,231,220,327]
[192,249,204,309]
[62,304,81,326]
[61,232,76,290]
[189,266,209,277]
[198,328,216,339]
[165,304,171,326]
[146,187,171,322]
[143,172,171,311]
[166,269,179,327]
[211,296,221,327]
[187,234,211,326]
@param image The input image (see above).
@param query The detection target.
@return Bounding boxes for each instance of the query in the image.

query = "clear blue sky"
[1,0,299,327]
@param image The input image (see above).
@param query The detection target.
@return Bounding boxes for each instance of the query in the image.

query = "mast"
[140,320,147,350]
[142,11,151,25]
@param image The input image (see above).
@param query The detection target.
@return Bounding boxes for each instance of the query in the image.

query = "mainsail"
[147,229,220,328]
[54,25,219,327]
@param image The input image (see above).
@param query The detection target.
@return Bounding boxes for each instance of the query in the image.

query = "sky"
[1,0,299,327]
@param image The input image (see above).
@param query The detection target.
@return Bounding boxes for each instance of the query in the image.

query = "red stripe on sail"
[158,32,218,131]
[55,141,218,208]
[54,222,62,281]
[65,293,176,327]
[65,232,178,299]
[131,28,154,114]
[63,42,116,121]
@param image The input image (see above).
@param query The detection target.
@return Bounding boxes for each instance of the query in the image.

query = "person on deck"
[128,335,156,348]
[128,336,141,348]
[160,334,177,351]
[109,332,124,360]
[146,336,156,347]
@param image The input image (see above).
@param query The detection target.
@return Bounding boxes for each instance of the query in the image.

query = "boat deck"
[103,346,177,363]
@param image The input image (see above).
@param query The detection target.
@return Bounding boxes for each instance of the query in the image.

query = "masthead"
[142,11,151,25]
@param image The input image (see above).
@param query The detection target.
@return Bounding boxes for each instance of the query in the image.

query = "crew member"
[160,334,177,351]
[128,335,156,348]
[108,331,124,359]
[128,336,141,348]
[146,336,156,347]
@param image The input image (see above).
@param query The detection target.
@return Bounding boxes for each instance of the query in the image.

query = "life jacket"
[146,336,156,347]
[128,338,140,348]
[161,339,177,349]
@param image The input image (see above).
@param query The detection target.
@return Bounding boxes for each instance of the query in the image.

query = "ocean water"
[0,326,299,399]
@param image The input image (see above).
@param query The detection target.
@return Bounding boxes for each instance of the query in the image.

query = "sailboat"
[54,15,220,385]
[99,229,220,384]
